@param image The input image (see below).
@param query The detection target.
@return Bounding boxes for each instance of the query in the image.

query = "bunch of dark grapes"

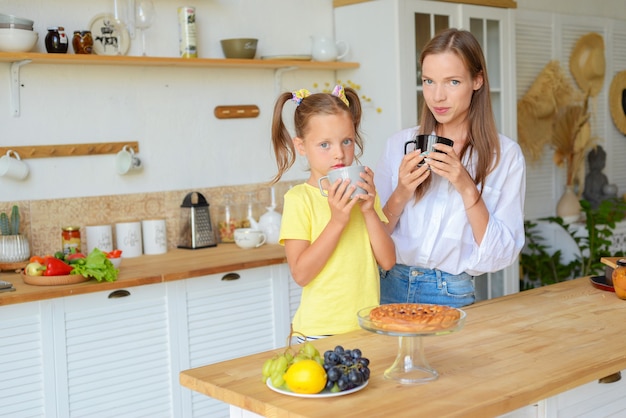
[323,345,370,392]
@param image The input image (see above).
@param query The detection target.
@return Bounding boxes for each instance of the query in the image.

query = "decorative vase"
[0,235,30,263]
[556,185,581,224]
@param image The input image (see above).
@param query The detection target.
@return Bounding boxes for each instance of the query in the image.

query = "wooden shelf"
[0,52,359,70]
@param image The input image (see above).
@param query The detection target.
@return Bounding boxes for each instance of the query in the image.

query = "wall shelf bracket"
[274,66,298,95]
[10,59,31,118]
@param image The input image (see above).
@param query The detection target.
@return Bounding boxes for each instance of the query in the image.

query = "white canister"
[115,221,143,258]
[142,219,167,255]
[85,225,113,254]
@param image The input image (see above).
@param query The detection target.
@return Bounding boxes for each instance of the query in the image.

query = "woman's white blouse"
[375,127,526,276]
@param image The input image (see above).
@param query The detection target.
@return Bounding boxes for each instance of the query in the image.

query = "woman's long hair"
[416,28,500,202]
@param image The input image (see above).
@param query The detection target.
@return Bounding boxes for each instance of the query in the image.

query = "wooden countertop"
[0,244,286,306]
[180,277,626,418]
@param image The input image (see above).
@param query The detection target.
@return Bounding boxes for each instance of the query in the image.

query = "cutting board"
[601,257,622,269]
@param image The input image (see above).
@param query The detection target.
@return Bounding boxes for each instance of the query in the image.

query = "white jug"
[311,36,350,62]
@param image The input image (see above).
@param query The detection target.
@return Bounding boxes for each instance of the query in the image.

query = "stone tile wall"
[1,181,298,257]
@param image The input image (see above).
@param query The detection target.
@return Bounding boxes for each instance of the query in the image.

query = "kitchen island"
[180,277,626,417]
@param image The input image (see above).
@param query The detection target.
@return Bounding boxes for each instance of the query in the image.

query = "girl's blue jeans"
[380,264,475,308]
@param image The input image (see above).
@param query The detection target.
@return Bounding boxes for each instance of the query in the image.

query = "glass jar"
[72,30,94,54]
[62,226,81,255]
[611,259,626,300]
[216,195,244,243]
[45,27,68,53]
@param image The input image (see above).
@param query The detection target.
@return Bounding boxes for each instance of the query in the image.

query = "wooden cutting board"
[601,257,622,269]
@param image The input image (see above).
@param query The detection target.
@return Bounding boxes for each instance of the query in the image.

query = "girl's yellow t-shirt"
[279,183,386,336]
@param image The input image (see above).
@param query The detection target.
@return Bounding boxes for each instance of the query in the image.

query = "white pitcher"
[311,36,350,62]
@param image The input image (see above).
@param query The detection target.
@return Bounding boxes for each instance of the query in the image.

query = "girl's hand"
[356,166,376,212]
[327,178,360,226]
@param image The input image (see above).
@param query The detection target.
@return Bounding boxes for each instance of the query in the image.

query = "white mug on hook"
[116,145,142,175]
[0,150,29,180]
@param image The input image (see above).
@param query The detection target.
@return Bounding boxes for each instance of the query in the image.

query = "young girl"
[375,28,526,308]
[271,85,395,340]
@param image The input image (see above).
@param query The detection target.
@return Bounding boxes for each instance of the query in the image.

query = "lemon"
[283,359,327,394]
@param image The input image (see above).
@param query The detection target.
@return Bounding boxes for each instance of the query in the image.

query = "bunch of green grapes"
[261,342,322,388]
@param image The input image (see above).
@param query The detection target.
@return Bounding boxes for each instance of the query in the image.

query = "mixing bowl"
[220,38,258,59]
[0,28,38,52]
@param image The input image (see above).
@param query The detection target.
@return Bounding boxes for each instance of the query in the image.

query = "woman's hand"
[395,150,431,202]
[426,143,475,195]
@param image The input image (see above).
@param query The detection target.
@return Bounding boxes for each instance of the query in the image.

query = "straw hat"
[569,33,605,97]
[517,60,580,161]
[609,70,626,135]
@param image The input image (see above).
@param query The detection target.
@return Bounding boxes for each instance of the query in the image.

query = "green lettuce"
[71,248,119,282]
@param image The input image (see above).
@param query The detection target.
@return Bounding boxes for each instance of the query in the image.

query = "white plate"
[261,54,312,61]
[266,378,368,398]
[89,13,130,56]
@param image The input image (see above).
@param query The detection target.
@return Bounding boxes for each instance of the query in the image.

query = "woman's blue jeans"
[380,264,475,308]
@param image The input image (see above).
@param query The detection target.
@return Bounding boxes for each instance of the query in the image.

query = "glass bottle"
[72,30,94,54]
[217,194,243,243]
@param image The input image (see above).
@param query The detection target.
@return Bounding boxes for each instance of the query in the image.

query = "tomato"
[67,253,86,260]
[106,249,123,259]
[29,256,46,264]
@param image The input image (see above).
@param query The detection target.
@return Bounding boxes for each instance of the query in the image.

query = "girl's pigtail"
[270,92,297,184]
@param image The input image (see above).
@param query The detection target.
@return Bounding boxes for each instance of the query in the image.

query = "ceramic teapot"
[311,36,350,62]
[248,206,282,245]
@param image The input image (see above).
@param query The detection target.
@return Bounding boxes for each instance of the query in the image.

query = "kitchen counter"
[0,244,286,306]
[180,277,626,418]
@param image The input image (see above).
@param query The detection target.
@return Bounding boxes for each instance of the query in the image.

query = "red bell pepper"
[43,257,73,276]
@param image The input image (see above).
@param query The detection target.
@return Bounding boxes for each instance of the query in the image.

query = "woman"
[375,28,525,308]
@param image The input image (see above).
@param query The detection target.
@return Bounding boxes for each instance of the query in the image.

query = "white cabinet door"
[0,300,56,417]
[54,283,172,418]
[176,266,284,418]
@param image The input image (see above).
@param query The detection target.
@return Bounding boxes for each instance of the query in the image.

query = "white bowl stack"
[0,14,37,52]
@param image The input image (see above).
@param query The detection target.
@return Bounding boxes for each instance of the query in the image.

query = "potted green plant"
[0,205,30,263]
[520,198,626,289]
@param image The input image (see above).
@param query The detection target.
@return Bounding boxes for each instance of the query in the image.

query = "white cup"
[86,225,113,254]
[115,221,143,258]
[116,146,142,175]
[142,219,167,255]
[234,228,266,249]
[0,150,29,180]
[318,165,367,199]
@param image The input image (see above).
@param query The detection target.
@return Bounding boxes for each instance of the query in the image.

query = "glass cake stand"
[357,305,466,385]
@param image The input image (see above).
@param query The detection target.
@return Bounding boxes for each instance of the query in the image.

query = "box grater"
[177,192,217,249]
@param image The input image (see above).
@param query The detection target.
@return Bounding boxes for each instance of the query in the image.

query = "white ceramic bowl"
[109,257,122,269]
[0,28,38,52]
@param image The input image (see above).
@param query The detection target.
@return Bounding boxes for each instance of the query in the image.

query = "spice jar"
[72,30,93,54]
[45,27,68,53]
[611,259,626,299]
[62,226,81,255]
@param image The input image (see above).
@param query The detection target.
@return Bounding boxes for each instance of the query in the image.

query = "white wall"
[0,0,337,201]
[1,0,624,203]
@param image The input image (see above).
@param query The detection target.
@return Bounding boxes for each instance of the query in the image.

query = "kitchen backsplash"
[2,180,298,257]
